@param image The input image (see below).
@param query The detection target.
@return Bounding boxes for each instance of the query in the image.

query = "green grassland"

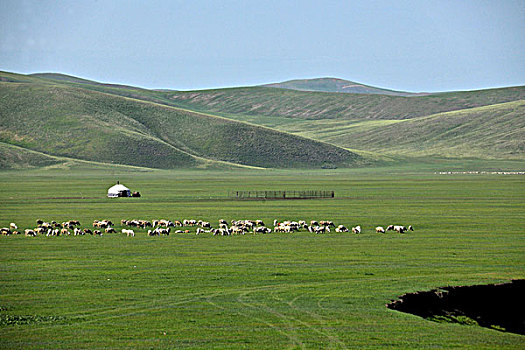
[0,167,524,349]
[1,71,524,348]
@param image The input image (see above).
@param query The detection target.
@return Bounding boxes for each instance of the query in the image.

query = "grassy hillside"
[163,85,525,121]
[21,72,525,122]
[0,83,202,169]
[321,100,525,159]
[234,101,525,160]
[263,77,421,96]
[0,142,63,169]
[0,80,361,169]
[2,71,523,168]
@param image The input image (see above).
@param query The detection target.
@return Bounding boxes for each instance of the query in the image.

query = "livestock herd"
[0,218,414,237]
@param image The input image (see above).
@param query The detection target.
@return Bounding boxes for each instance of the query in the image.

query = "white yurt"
[107,182,131,198]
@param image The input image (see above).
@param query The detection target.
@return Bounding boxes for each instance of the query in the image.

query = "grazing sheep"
[158,219,174,227]
[122,229,134,237]
[198,221,211,228]
[335,225,349,233]
[40,222,51,229]
[213,228,230,236]
[93,220,112,228]
[352,225,361,234]
[230,226,246,235]
[274,224,293,233]
[62,220,80,229]
[395,226,407,233]
[183,219,197,226]
[319,221,335,227]
[375,226,385,233]
[308,225,329,234]
[196,228,212,235]
[231,220,254,229]
[47,228,59,236]
[147,229,158,236]
[24,229,36,237]
[387,225,407,233]
[253,226,271,234]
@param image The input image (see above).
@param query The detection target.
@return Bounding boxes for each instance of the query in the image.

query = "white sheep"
[122,229,135,237]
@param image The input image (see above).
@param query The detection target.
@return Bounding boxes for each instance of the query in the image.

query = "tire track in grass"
[256,290,345,350]
[205,286,304,349]
[3,284,300,342]
[237,290,306,349]
[271,292,348,350]
[4,284,282,334]
[2,275,451,337]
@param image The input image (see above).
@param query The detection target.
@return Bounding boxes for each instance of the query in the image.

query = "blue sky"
[1,0,524,92]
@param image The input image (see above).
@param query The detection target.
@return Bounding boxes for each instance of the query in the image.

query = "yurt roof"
[108,184,130,193]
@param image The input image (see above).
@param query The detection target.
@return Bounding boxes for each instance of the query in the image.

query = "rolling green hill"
[262,77,421,96]
[0,77,361,169]
[207,101,525,160]
[314,100,525,159]
[164,85,525,121]
[1,70,523,168]
[22,72,525,123]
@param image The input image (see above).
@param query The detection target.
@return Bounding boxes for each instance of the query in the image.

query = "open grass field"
[0,166,524,349]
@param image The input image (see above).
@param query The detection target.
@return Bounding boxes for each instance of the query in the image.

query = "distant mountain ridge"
[262,77,425,96]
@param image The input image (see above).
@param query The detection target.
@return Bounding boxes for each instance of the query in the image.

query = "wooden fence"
[229,190,335,200]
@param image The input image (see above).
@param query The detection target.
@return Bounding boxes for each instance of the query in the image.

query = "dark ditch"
[387,279,525,335]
